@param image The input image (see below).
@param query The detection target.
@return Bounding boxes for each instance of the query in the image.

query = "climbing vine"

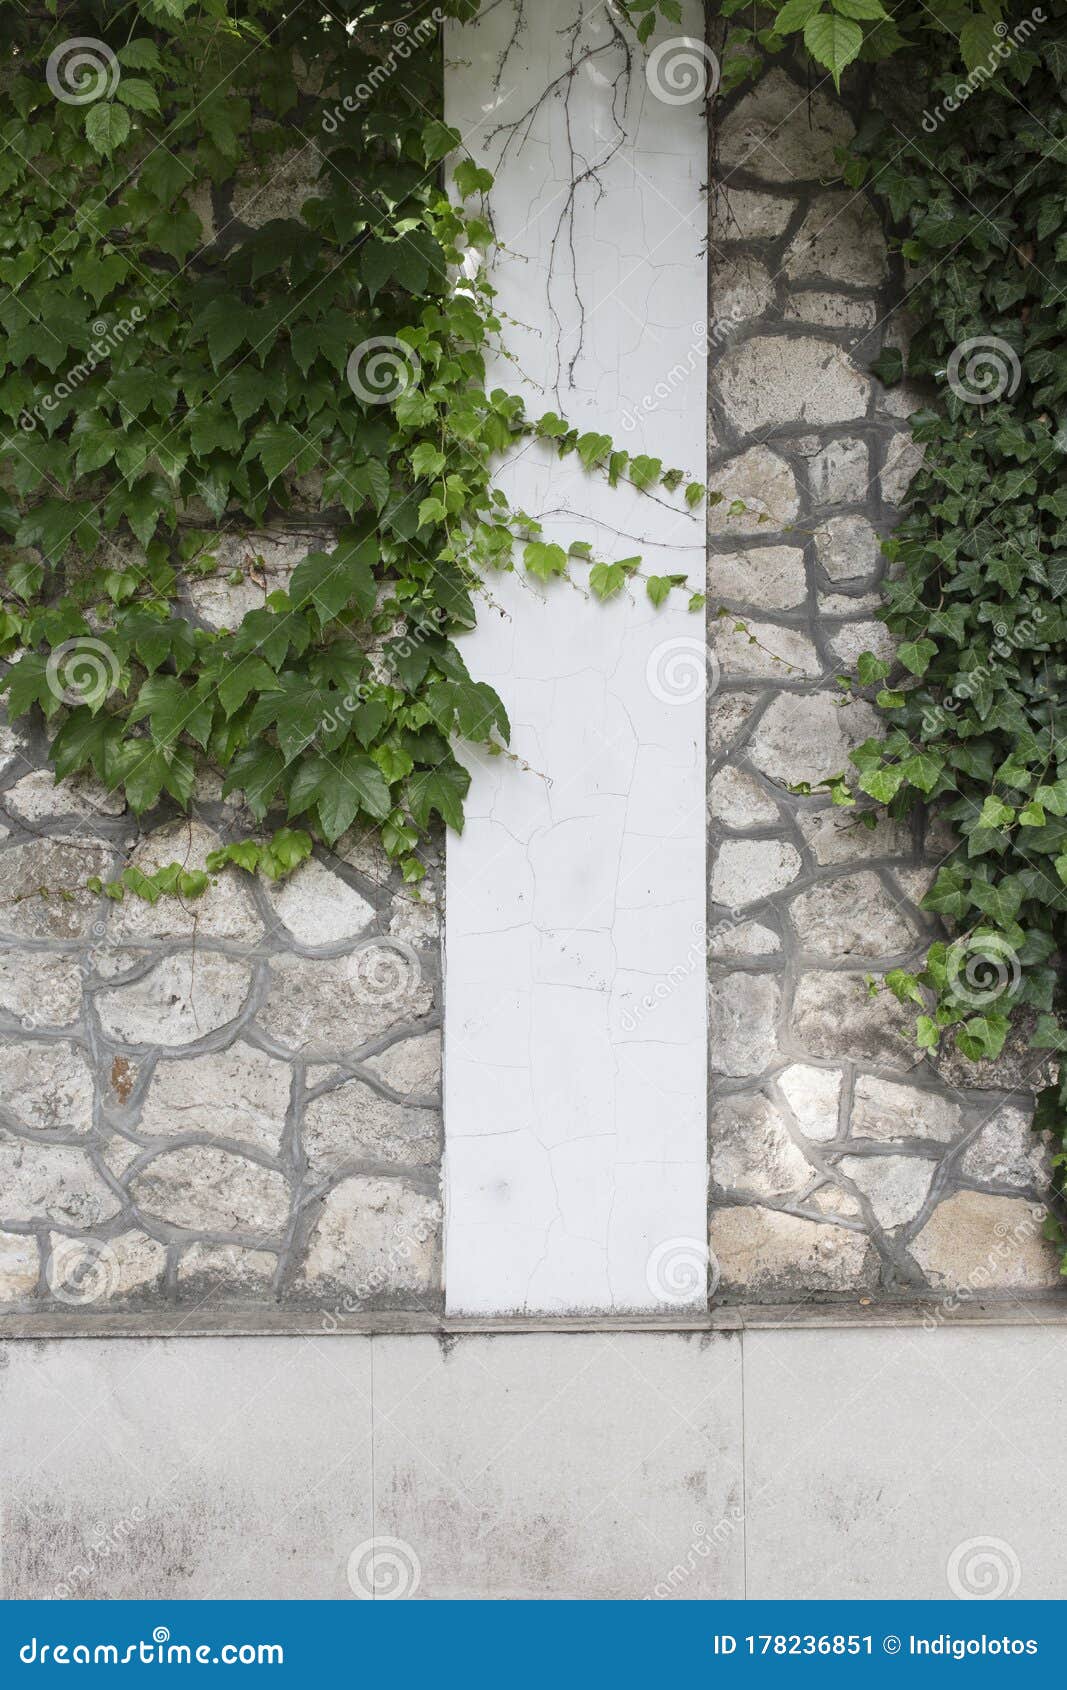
[0,0,703,902]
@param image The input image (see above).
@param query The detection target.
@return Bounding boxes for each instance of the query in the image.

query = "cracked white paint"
[443,1,708,1313]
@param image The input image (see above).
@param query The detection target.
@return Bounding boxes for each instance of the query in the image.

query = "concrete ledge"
[1,1296,1065,1338]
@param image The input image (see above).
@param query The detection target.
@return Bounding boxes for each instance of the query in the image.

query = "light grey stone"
[297,1175,439,1300]
[712,618,821,680]
[709,917,781,959]
[804,436,870,504]
[131,1146,290,1236]
[961,1104,1052,1190]
[747,692,881,788]
[109,821,260,944]
[0,1134,118,1227]
[709,765,780,828]
[0,951,84,1028]
[709,692,761,752]
[363,1030,441,1099]
[710,545,807,611]
[96,953,253,1049]
[0,841,114,941]
[265,857,376,948]
[715,252,775,323]
[790,872,917,958]
[829,619,897,670]
[815,513,884,582]
[707,446,798,536]
[0,722,27,780]
[782,193,888,285]
[232,142,324,228]
[910,1191,1058,1289]
[4,769,125,823]
[718,336,870,434]
[177,1241,277,1292]
[303,1079,437,1173]
[798,805,912,865]
[185,533,307,629]
[259,949,433,1056]
[852,1075,960,1145]
[837,1153,935,1230]
[792,971,917,1068]
[778,1063,842,1142]
[0,1229,38,1300]
[712,184,795,241]
[806,1182,862,1219]
[784,292,876,329]
[388,881,439,945]
[712,839,802,908]
[932,1013,1058,1095]
[710,1203,871,1294]
[711,1093,813,1198]
[0,1041,94,1135]
[137,1045,291,1154]
[880,431,926,504]
[709,973,780,1077]
[820,590,885,615]
[44,1229,167,1303]
[717,69,855,183]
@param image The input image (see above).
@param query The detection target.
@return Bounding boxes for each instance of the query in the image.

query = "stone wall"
[0,157,444,1319]
[705,59,1060,1302]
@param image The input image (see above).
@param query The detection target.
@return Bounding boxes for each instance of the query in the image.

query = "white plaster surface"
[443,3,708,1313]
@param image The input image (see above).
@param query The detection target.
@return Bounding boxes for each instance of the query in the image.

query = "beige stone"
[710,1203,871,1294]
[792,971,917,1069]
[259,948,433,1056]
[711,618,821,681]
[718,336,870,434]
[790,872,917,959]
[711,184,795,241]
[303,1079,437,1172]
[708,917,781,959]
[710,1093,813,1199]
[363,1031,441,1099]
[708,765,781,829]
[710,545,807,611]
[137,1045,291,1154]
[852,1075,960,1144]
[717,69,855,184]
[0,841,115,941]
[297,1176,439,1300]
[911,1191,1059,1289]
[782,193,888,286]
[132,1146,290,1237]
[0,1229,38,1300]
[748,692,880,788]
[961,1104,1051,1190]
[784,292,876,330]
[798,805,911,866]
[177,1241,278,1292]
[109,820,260,945]
[815,514,884,583]
[0,1134,118,1227]
[44,1230,166,1303]
[4,769,124,823]
[706,446,798,536]
[0,951,84,1028]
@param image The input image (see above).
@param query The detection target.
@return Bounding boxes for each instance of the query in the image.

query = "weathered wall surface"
[0,159,444,1318]
[704,59,1060,1302]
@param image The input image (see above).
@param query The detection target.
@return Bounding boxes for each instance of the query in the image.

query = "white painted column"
[443,2,708,1314]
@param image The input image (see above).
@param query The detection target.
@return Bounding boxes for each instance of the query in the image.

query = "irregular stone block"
[790,872,917,959]
[852,1075,960,1144]
[259,949,433,1056]
[709,973,780,1078]
[44,1230,167,1304]
[185,533,308,630]
[828,619,897,669]
[747,692,880,788]
[709,545,807,611]
[303,1079,437,1173]
[266,857,375,948]
[0,1041,94,1135]
[0,841,114,941]
[711,184,795,241]
[837,1153,935,1230]
[791,971,916,1068]
[717,69,855,184]
[709,917,781,959]
[778,1063,842,1142]
[798,804,911,865]
[131,1146,290,1237]
[711,618,821,680]
[880,431,926,504]
[718,336,869,433]
[710,1093,813,1199]
[0,1229,38,1300]
[961,1104,1052,1189]
[715,252,775,323]
[177,1241,278,1295]
[782,193,888,285]
[784,292,876,330]
[708,765,781,829]
[137,1045,291,1154]
[803,435,869,505]
[363,1030,441,1099]
[710,1203,871,1295]
[711,839,802,908]
[296,1176,440,1303]
[709,691,761,753]
[96,953,253,1049]
[814,513,884,582]
[4,769,125,823]
[910,1191,1058,1289]
[706,445,798,535]
[109,820,261,945]
[0,1134,118,1227]
[0,951,84,1029]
